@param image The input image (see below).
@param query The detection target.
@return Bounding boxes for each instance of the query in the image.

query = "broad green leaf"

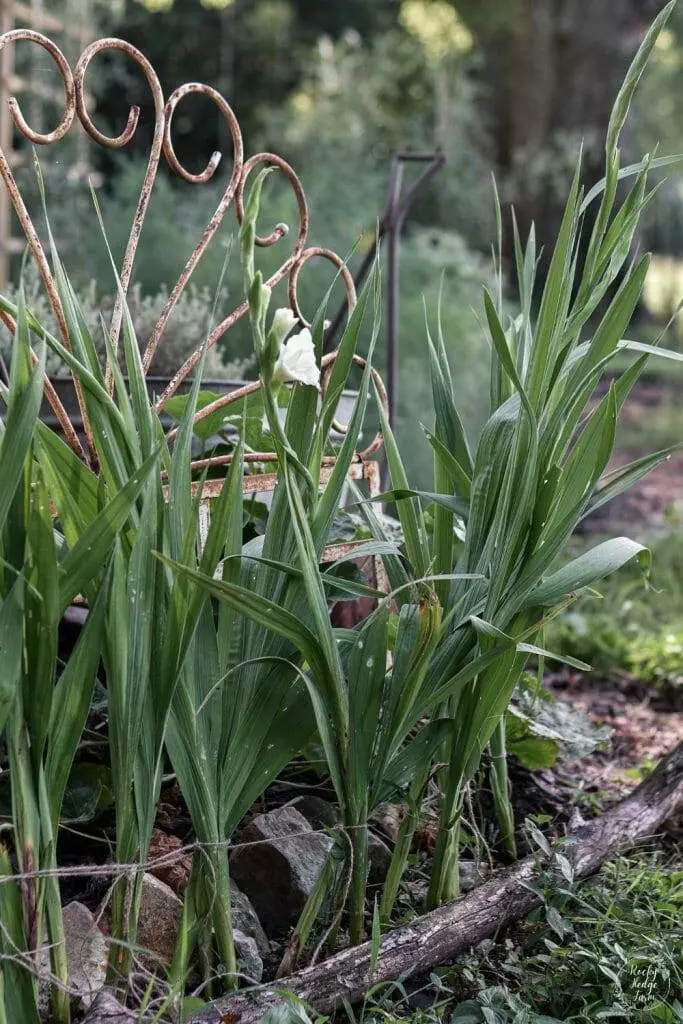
[374,381,430,577]
[584,444,683,520]
[483,288,534,420]
[59,448,160,611]
[46,580,108,829]
[37,423,99,544]
[157,553,326,680]
[421,424,471,499]
[375,718,453,805]
[348,603,389,807]
[581,153,683,211]
[362,488,469,522]
[0,326,44,534]
[529,537,649,606]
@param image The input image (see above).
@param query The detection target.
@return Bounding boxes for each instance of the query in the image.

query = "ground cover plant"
[323,849,683,1024]
[0,5,681,1022]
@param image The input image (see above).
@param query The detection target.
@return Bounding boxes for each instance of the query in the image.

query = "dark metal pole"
[386,162,403,430]
[324,151,445,432]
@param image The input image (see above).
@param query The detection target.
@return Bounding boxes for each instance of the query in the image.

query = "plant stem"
[427,788,462,908]
[209,846,237,988]
[348,820,369,946]
[106,797,139,984]
[489,716,517,858]
[277,845,338,977]
[380,770,427,924]
[44,873,70,1024]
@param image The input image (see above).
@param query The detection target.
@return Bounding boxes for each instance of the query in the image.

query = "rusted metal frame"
[74,38,165,391]
[0,28,387,485]
[183,459,385,577]
[184,458,367,502]
[164,350,388,468]
[153,151,312,412]
[141,81,244,373]
[0,29,94,463]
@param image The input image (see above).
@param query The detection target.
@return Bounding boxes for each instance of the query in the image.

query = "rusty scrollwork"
[0,29,386,472]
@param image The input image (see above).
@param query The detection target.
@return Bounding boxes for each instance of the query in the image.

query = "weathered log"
[181,741,683,1024]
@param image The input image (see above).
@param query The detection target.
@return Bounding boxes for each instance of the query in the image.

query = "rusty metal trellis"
[0,30,387,539]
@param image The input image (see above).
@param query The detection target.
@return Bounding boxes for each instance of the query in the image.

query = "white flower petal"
[273,328,320,389]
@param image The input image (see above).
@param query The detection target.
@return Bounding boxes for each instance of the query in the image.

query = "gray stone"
[230,805,333,935]
[230,883,269,956]
[81,988,135,1022]
[233,929,263,983]
[39,902,108,1018]
[289,794,339,829]
[370,803,406,846]
[368,831,392,886]
[136,873,183,966]
[289,796,391,887]
[459,860,489,893]
[62,901,108,1008]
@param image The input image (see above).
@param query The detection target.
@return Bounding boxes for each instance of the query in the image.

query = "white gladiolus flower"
[271,307,298,344]
[272,328,320,389]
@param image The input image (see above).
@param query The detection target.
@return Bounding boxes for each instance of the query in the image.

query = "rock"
[80,988,135,1022]
[230,883,269,956]
[233,929,263,983]
[136,873,183,965]
[62,901,108,1008]
[39,902,108,1019]
[289,796,391,887]
[289,794,339,829]
[148,827,191,894]
[370,803,406,846]
[459,860,489,893]
[230,806,333,934]
[368,831,392,886]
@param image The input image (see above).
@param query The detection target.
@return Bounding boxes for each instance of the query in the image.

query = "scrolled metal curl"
[0,28,384,471]
[142,82,244,372]
[288,245,356,329]
[0,29,75,143]
[74,38,165,386]
[0,30,94,461]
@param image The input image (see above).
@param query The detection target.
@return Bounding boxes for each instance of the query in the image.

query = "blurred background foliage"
[9,0,683,484]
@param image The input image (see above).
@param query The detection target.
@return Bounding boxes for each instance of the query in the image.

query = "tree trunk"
[470,0,666,260]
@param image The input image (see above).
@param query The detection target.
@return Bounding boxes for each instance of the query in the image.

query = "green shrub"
[0,272,251,379]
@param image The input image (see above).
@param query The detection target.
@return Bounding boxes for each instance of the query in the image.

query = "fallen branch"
[178,741,683,1023]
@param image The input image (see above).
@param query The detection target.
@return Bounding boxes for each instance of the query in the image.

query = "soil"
[549,671,683,797]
